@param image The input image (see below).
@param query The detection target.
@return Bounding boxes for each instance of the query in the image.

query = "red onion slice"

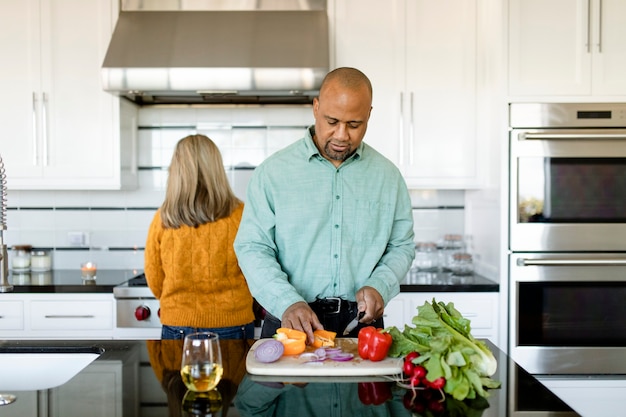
[254,340,284,363]
[330,352,354,362]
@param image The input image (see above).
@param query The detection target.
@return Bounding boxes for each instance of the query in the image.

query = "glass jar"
[30,249,52,271]
[11,245,32,270]
[412,242,439,272]
[31,270,52,285]
[449,252,474,276]
[439,234,465,271]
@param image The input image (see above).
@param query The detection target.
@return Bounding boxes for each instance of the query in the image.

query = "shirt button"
[334,254,338,258]
[335,195,340,200]
[334,224,339,229]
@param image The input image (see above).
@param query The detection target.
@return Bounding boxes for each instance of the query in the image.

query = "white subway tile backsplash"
[52,210,91,230]
[5,105,465,271]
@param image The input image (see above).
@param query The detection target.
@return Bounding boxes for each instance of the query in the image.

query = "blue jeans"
[161,322,255,340]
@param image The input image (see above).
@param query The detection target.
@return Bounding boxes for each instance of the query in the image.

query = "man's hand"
[281,301,324,344]
[355,286,384,325]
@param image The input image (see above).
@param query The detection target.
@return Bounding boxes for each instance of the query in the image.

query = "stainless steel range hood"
[102,4,329,105]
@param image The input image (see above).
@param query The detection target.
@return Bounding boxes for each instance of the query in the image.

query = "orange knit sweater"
[144,203,254,328]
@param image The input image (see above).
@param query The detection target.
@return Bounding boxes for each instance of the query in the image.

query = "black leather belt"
[309,297,356,315]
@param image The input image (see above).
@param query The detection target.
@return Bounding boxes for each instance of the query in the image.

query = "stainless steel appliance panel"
[509,253,626,375]
[509,103,626,252]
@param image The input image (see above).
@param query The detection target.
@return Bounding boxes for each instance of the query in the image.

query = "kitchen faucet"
[0,154,12,292]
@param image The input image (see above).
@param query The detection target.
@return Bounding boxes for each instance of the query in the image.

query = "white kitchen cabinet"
[508,0,626,97]
[50,361,123,417]
[0,0,130,190]
[386,292,499,343]
[0,300,24,330]
[333,0,485,188]
[0,391,38,417]
[0,293,115,339]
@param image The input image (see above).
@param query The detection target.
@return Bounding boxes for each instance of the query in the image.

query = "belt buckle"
[324,297,342,314]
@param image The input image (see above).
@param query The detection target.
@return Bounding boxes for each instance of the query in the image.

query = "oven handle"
[519,132,626,140]
[517,257,626,266]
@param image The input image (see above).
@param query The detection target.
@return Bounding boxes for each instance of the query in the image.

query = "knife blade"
[343,311,365,336]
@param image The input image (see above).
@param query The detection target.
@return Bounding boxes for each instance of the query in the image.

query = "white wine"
[181,362,224,392]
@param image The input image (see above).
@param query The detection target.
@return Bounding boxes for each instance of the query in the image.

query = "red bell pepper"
[357,326,392,362]
[357,382,392,405]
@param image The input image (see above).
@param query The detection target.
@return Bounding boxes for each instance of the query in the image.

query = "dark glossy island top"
[0,338,577,417]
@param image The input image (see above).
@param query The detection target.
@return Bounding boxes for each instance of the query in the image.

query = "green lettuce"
[386,299,501,401]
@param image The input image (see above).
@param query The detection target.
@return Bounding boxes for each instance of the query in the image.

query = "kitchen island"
[0,338,579,417]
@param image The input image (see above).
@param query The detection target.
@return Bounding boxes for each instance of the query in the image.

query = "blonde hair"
[160,134,241,228]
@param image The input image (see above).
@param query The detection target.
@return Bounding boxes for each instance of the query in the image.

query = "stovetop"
[127,273,147,286]
[113,272,154,299]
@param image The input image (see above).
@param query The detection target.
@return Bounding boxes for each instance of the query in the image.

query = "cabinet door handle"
[586,0,592,52]
[44,315,96,319]
[409,92,414,165]
[42,92,49,167]
[399,92,405,164]
[32,92,38,166]
[597,0,603,52]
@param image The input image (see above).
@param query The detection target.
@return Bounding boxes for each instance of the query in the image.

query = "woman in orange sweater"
[145,134,255,340]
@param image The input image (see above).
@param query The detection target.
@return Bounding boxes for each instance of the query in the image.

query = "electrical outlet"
[68,232,87,247]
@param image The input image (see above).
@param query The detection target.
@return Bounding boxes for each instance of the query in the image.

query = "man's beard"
[324,141,354,162]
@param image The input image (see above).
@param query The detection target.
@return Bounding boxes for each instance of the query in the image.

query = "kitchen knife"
[343,311,365,336]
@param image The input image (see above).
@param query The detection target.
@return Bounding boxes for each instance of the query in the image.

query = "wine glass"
[180,332,223,392]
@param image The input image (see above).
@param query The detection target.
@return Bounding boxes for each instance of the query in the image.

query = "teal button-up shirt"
[234,127,415,319]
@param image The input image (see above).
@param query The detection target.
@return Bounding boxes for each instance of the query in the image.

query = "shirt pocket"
[354,200,394,242]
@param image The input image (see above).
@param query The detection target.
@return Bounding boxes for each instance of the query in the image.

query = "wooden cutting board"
[246,338,403,377]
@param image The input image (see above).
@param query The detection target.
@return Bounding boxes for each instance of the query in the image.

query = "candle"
[30,250,52,271]
[81,262,97,280]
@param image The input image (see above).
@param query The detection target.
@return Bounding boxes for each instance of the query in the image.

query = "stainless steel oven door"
[509,253,626,375]
[509,128,626,251]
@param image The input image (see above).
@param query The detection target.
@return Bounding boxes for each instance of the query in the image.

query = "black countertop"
[6,269,498,294]
[400,271,499,292]
[0,338,577,416]
[6,269,142,293]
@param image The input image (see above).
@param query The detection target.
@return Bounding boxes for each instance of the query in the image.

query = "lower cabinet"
[0,300,24,331]
[0,391,38,417]
[0,293,114,339]
[385,292,499,343]
[49,361,124,417]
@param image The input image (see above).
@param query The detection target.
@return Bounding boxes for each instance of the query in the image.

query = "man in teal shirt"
[234,67,415,343]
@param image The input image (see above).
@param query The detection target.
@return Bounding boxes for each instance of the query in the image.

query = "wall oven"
[509,103,626,375]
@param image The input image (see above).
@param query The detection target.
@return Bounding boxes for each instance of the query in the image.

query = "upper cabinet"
[509,0,626,98]
[333,0,486,189]
[0,0,132,190]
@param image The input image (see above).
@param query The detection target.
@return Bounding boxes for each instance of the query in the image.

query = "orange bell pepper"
[312,329,337,348]
[274,328,307,355]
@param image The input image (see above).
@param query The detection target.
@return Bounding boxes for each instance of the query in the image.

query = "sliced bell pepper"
[274,327,307,355]
[357,326,392,362]
[312,329,337,348]
[358,382,393,405]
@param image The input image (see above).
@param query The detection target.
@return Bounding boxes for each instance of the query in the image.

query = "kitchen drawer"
[390,292,499,343]
[30,300,113,330]
[0,300,24,330]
